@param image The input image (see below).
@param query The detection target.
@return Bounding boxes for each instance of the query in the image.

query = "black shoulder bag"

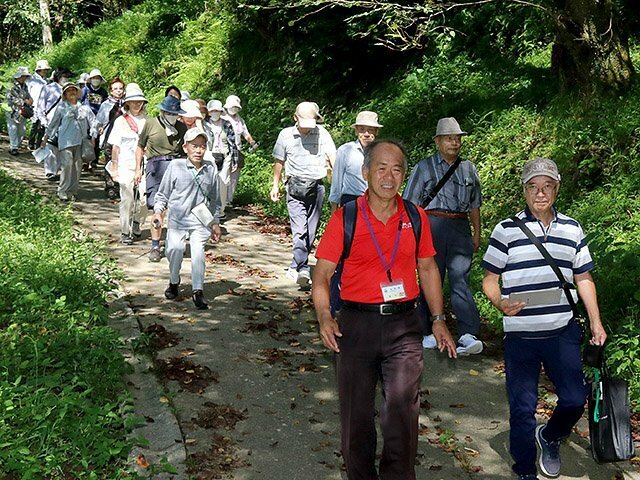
[420,158,461,209]
[511,216,635,463]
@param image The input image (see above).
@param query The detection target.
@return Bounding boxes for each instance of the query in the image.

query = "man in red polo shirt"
[312,139,457,480]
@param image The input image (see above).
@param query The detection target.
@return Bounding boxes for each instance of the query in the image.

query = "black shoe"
[164,282,179,300]
[517,475,539,480]
[149,248,162,263]
[9,149,18,156]
[192,290,208,310]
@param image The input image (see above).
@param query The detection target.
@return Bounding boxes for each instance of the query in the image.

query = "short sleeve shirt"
[138,116,186,159]
[316,194,436,303]
[481,207,594,334]
[272,125,336,180]
[403,153,482,212]
[108,114,147,169]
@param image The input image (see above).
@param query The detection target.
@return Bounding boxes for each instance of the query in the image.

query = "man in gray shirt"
[153,127,221,310]
[271,102,336,286]
[403,117,483,355]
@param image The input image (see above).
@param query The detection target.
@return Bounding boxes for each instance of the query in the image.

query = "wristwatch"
[430,314,446,322]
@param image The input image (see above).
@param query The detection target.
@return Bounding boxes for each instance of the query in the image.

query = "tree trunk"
[39,0,53,48]
[551,0,634,91]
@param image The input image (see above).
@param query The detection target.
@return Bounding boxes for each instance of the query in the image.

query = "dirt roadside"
[1,144,637,480]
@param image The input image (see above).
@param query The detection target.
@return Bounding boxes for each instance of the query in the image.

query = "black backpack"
[329,198,422,316]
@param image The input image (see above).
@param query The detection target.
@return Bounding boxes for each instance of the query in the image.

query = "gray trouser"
[165,226,211,291]
[57,145,82,199]
[44,142,60,176]
[425,214,480,336]
[5,112,26,150]
[286,183,325,273]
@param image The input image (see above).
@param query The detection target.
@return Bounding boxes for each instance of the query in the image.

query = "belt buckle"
[379,304,394,315]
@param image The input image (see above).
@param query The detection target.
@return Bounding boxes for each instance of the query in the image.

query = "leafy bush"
[0,172,131,477]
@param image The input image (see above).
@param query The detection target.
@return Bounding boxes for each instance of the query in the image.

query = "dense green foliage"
[1,0,638,406]
[0,171,131,477]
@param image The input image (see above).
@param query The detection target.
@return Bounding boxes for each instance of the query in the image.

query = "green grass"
[0,171,131,477]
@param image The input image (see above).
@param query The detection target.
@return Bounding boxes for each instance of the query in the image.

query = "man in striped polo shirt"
[481,157,607,480]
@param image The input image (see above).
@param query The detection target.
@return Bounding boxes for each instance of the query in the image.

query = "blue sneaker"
[535,424,561,477]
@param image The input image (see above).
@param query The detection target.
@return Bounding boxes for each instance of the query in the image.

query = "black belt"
[342,299,417,316]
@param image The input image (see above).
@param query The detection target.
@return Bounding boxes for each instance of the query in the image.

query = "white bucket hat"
[207,99,223,112]
[180,100,204,119]
[352,111,383,128]
[295,101,323,129]
[224,95,242,110]
[13,66,31,79]
[123,83,147,103]
[88,68,105,82]
[434,117,466,137]
[35,60,50,71]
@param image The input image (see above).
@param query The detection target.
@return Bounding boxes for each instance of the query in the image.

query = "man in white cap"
[135,95,187,262]
[271,101,336,285]
[205,99,238,219]
[153,127,221,310]
[481,157,607,480]
[222,94,257,205]
[5,66,33,155]
[329,110,382,211]
[403,117,483,355]
[27,60,50,150]
[80,69,108,116]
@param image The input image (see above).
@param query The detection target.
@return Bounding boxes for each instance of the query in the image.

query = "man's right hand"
[269,185,280,203]
[134,169,142,186]
[318,312,342,353]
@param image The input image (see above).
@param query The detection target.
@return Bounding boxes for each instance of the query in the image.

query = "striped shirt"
[481,207,594,335]
[328,140,367,203]
[402,153,482,212]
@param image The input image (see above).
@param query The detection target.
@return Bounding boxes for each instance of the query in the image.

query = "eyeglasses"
[525,182,558,195]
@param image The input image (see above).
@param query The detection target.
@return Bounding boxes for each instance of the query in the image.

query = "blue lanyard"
[360,197,404,282]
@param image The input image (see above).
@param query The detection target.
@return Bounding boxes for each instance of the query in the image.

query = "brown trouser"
[336,307,423,480]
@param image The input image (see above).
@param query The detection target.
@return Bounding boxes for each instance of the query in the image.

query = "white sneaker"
[297,270,311,286]
[456,334,483,356]
[286,268,299,282]
[422,334,438,349]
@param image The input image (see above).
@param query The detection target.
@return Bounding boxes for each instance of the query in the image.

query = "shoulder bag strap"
[45,96,61,116]
[421,157,462,209]
[511,215,580,317]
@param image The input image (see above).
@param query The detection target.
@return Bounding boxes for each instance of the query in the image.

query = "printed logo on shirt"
[402,222,413,230]
[87,93,104,105]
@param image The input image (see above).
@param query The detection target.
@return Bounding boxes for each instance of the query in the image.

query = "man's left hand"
[210,224,221,242]
[432,321,457,358]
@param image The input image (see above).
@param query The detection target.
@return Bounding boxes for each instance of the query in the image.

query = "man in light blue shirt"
[328,110,382,211]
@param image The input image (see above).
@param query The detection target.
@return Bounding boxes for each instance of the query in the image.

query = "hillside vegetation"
[2,0,638,406]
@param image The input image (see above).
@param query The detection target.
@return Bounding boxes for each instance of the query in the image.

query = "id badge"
[380,280,407,302]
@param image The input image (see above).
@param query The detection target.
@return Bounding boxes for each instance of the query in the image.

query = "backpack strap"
[340,199,359,262]
[404,200,422,258]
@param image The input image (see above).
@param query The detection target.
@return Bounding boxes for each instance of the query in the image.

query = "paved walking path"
[1,144,638,480]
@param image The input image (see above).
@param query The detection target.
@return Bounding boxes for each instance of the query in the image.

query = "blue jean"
[421,215,480,336]
[286,183,325,273]
[504,321,588,475]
